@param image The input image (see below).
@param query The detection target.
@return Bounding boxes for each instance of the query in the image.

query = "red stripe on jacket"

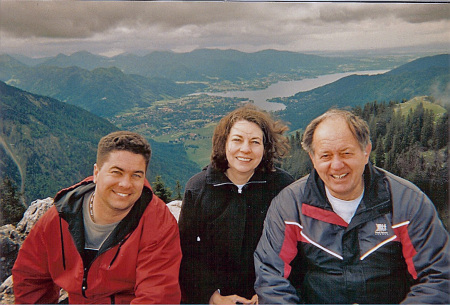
[280,222,308,278]
[302,204,348,227]
[393,223,418,279]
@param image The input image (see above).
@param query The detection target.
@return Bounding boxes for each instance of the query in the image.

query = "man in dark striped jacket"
[254,109,449,304]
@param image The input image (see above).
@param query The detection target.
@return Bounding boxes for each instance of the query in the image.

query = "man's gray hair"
[301,109,371,154]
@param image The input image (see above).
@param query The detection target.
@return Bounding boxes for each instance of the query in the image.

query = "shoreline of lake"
[193,70,390,111]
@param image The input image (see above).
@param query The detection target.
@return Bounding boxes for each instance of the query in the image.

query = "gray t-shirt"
[82,191,119,251]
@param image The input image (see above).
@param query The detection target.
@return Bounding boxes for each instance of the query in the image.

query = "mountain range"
[7,49,406,82]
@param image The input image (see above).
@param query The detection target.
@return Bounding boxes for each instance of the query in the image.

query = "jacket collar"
[304,162,392,228]
[53,176,153,254]
[205,164,269,186]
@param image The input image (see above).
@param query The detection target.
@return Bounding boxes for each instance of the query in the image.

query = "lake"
[197,70,389,111]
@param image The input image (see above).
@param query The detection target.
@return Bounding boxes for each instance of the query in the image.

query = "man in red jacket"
[13,131,182,304]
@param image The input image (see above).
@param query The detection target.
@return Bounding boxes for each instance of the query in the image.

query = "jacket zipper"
[81,236,130,298]
[81,242,122,298]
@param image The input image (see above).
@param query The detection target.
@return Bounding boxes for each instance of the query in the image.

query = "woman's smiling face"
[225,120,264,184]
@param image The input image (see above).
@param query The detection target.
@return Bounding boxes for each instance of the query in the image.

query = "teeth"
[237,157,251,161]
[332,173,348,179]
[116,192,129,197]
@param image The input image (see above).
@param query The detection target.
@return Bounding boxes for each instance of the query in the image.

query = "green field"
[154,123,217,168]
[396,96,447,120]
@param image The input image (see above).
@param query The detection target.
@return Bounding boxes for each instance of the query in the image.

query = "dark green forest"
[281,98,448,228]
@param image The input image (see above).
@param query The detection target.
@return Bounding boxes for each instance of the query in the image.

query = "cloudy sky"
[1,1,449,58]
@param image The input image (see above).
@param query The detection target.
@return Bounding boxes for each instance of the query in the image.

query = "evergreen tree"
[433,112,448,149]
[421,109,434,148]
[295,131,302,148]
[0,177,26,226]
[410,102,424,144]
[374,135,385,168]
[152,175,172,203]
[174,180,183,200]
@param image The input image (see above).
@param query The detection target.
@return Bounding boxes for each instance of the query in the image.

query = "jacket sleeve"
[12,209,61,304]
[393,183,450,304]
[178,187,222,304]
[132,202,182,304]
[254,188,301,304]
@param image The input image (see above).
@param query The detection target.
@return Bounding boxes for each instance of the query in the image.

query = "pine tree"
[0,177,26,226]
[152,175,172,203]
[374,136,385,168]
[174,180,183,200]
[433,113,448,149]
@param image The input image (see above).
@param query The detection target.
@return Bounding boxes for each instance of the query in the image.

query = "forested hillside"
[276,54,449,132]
[282,97,448,227]
[0,81,118,202]
[0,81,199,205]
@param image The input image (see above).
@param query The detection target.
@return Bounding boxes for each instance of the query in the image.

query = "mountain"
[0,55,205,117]
[0,80,118,203]
[0,81,199,204]
[276,54,450,131]
[0,54,29,80]
[386,53,449,75]
[13,49,405,82]
[39,51,112,69]
[5,54,52,67]
[0,49,413,119]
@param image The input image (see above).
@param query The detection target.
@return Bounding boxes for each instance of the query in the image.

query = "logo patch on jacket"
[375,223,389,235]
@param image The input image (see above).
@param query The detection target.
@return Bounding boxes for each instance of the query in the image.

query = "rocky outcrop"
[0,198,182,304]
[0,197,54,304]
[1,198,54,282]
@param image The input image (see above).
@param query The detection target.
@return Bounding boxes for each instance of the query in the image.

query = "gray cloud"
[0,1,448,57]
[312,4,449,24]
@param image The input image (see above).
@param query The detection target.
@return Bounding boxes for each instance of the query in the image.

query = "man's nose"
[118,175,132,188]
[330,156,344,170]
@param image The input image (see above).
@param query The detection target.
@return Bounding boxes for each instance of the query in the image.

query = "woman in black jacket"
[179,104,294,304]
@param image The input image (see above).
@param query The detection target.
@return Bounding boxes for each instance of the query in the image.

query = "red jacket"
[12,177,182,304]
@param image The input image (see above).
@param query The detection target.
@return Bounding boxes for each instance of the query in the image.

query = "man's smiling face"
[93,150,146,224]
[309,117,371,201]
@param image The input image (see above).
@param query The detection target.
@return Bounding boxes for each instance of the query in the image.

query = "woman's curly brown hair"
[211,104,290,172]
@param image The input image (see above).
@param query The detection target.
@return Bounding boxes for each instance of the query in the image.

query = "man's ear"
[93,163,99,183]
[364,143,372,163]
